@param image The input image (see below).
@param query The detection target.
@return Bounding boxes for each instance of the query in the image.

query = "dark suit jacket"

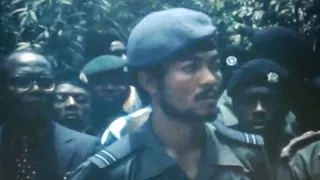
[0,122,100,180]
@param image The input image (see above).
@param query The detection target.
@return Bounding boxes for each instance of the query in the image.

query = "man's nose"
[254,100,266,112]
[30,82,40,91]
[199,67,221,87]
[252,100,267,120]
[66,96,77,106]
[105,83,114,90]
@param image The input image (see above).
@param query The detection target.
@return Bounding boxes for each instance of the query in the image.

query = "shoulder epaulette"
[89,131,145,168]
[212,120,264,146]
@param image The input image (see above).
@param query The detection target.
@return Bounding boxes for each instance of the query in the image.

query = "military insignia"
[226,56,237,66]
[123,66,128,72]
[267,72,279,83]
[79,72,89,84]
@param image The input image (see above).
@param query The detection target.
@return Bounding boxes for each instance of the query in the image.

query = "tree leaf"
[20,17,28,28]
[17,42,31,50]
[10,8,28,16]
[61,0,72,5]
[100,0,111,8]
[44,30,49,38]
[11,0,22,5]
[32,0,47,8]
[29,11,37,22]
[33,44,41,48]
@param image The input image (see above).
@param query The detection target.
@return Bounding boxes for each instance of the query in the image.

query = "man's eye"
[10,77,31,89]
[184,62,198,72]
[55,95,66,102]
[75,95,89,103]
[38,77,55,89]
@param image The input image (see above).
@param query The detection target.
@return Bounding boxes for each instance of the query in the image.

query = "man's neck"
[151,105,206,180]
[151,106,206,153]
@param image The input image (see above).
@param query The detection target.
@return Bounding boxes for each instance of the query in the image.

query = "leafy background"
[0,0,319,70]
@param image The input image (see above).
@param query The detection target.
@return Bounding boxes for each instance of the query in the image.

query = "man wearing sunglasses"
[0,50,100,180]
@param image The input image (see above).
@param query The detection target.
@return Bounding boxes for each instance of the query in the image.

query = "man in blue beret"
[81,55,143,137]
[69,8,269,180]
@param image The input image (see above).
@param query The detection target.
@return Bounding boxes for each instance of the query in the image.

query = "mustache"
[194,87,219,101]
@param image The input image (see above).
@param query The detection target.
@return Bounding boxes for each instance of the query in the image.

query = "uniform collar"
[205,123,247,169]
[123,86,142,113]
[139,120,176,179]
[139,120,247,179]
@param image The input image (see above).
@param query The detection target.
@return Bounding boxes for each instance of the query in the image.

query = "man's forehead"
[243,85,278,95]
[6,52,50,67]
[188,49,218,59]
[56,83,88,94]
[5,52,52,73]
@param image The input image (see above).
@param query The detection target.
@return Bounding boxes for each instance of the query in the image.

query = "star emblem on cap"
[226,56,237,66]
[267,72,279,83]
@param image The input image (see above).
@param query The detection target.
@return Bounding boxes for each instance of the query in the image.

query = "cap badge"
[123,66,128,72]
[226,56,237,66]
[79,72,89,84]
[267,72,279,83]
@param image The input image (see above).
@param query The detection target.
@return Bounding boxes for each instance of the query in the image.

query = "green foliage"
[0,0,319,69]
[0,0,125,69]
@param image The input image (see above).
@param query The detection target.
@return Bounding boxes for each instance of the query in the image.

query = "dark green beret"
[82,55,127,76]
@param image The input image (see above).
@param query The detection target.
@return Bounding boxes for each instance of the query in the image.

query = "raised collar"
[139,120,247,179]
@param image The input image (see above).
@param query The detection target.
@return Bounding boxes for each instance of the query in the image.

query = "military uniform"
[68,119,269,180]
[101,91,299,146]
[277,140,320,180]
[69,8,271,180]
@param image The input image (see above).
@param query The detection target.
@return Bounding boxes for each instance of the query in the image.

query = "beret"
[227,59,289,97]
[250,27,316,79]
[55,68,90,89]
[127,8,217,68]
[82,55,127,76]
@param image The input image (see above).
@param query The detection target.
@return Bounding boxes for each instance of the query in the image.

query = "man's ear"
[136,71,157,95]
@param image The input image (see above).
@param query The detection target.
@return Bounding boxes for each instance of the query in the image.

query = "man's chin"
[196,107,219,121]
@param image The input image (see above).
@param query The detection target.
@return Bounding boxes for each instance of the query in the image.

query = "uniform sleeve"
[276,159,297,180]
[277,155,308,180]
[276,142,320,180]
[67,161,106,180]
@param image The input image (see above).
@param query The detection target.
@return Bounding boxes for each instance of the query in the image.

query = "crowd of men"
[0,7,320,180]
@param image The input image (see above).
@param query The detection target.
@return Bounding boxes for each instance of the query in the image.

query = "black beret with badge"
[219,45,251,89]
[55,68,90,90]
[227,58,290,97]
[250,27,317,79]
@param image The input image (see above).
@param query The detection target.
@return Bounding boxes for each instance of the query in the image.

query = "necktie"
[16,137,36,180]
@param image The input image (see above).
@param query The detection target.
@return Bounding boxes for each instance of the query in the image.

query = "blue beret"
[227,59,289,97]
[127,8,217,68]
[82,55,127,76]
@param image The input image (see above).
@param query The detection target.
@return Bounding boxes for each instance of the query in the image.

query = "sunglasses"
[8,76,55,92]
